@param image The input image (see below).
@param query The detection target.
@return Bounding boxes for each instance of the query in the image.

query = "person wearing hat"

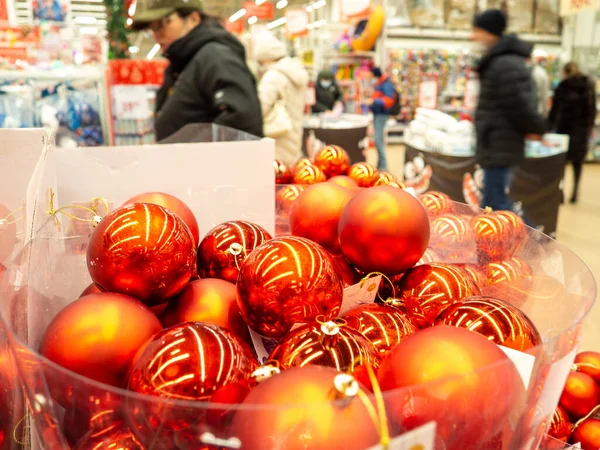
[472,9,545,214]
[366,66,397,171]
[255,32,309,165]
[313,70,343,114]
[131,0,263,141]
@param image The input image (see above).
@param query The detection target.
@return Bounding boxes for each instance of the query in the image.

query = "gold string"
[573,362,599,371]
[13,414,27,445]
[46,188,105,232]
[315,315,347,327]
[353,362,390,449]
[361,272,396,302]
[0,202,25,226]
[572,404,600,431]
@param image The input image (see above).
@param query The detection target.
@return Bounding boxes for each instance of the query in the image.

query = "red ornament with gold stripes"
[348,162,379,187]
[314,145,351,178]
[293,164,327,185]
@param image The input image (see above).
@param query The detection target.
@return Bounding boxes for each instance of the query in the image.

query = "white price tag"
[367,422,436,450]
[499,346,536,389]
[538,348,578,413]
[249,328,280,365]
[339,275,381,316]
[112,85,152,120]
[418,80,438,110]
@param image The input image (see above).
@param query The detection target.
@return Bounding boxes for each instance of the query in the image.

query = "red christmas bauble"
[276,185,305,213]
[87,203,196,306]
[230,366,380,450]
[417,248,440,266]
[559,371,600,420]
[0,202,17,265]
[472,210,512,261]
[482,257,533,304]
[160,279,250,344]
[274,159,292,184]
[378,326,525,450]
[571,418,600,450]
[377,273,404,301]
[348,162,379,187]
[314,145,350,178]
[269,320,381,372]
[434,296,541,351]
[123,192,200,246]
[430,214,474,258]
[575,351,600,383]
[0,349,24,449]
[330,253,360,287]
[293,165,326,185]
[419,191,453,217]
[73,423,144,450]
[40,293,162,388]
[399,263,481,328]
[79,282,103,297]
[328,175,358,189]
[338,186,430,275]
[197,220,272,283]
[374,171,400,187]
[236,236,343,339]
[289,183,353,253]
[496,210,527,254]
[344,303,416,355]
[295,157,314,171]
[454,263,488,289]
[545,406,572,444]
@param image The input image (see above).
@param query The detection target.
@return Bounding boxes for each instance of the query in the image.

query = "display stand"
[303,113,370,162]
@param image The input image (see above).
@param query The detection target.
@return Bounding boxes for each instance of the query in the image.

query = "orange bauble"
[417,248,440,266]
[378,326,525,450]
[430,214,474,257]
[79,282,103,297]
[295,157,314,171]
[197,220,272,283]
[545,406,572,445]
[293,165,326,185]
[338,186,430,275]
[374,171,402,187]
[328,175,358,188]
[571,418,600,450]
[419,191,453,217]
[160,278,250,344]
[39,293,162,387]
[269,321,381,372]
[0,349,24,450]
[496,210,527,251]
[236,237,343,339]
[434,296,541,351]
[289,183,353,253]
[87,203,196,306]
[472,210,512,261]
[274,159,292,184]
[230,366,380,450]
[482,257,532,303]
[559,372,600,420]
[344,303,416,355]
[575,351,600,383]
[0,202,17,265]
[454,263,488,289]
[73,424,143,450]
[348,162,379,187]
[276,185,305,213]
[314,145,350,178]
[398,263,481,327]
[330,253,360,287]
[123,192,199,245]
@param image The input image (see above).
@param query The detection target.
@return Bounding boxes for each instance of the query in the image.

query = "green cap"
[131,0,203,31]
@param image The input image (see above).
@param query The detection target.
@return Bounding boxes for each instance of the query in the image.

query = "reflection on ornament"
[314,145,350,178]
[293,165,326,185]
[197,221,272,283]
[348,162,379,187]
[274,159,292,184]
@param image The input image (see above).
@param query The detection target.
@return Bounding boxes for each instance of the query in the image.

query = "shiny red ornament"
[274,159,292,184]
[330,253,360,287]
[124,192,200,246]
[559,372,600,420]
[236,236,343,338]
[482,257,533,303]
[378,326,525,450]
[276,184,305,213]
[0,349,24,450]
[87,203,196,306]
[348,162,378,187]
[295,157,314,171]
[269,320,381,372]
[79,282,103,297]
[160,278,250,344]
[40,293,162,388]
[472,210,513,261]
[0,202,17,265]
[430,214,474,255]
[434,296,541,352]
[197,220,272,283]
[231,366,380,450]
[399,263,481,328]
[289,183,353,253]
[454,263,488,289]
[377,273,404,301]
[417,248,440,266]
[328,175,359,188]
[344,303,416,355]
[575,351,600,383]
[545,406,572,444]
[571,418,600,450]
[73,424,144,450]
[338,186,430,275]
[374,171,403,188]
[314,145,350,178]
[496,210,527,254]
[293,165,326,185]
[419,191,453,217]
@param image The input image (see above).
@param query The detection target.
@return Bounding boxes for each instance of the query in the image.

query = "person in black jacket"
[472,9,546,212]
[312,70,343,114]
[131,0,263,141]
[549,62,597,204]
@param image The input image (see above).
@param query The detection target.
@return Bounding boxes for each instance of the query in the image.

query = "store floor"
[372,145,600,351]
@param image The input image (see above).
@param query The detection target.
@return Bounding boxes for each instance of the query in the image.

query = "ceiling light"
[306,5,313,12]
[128,0,137,16]
[307,19,326,29]
[129,46,140,54]
[79,27,99,35]
[276,0,288,8]
[74,16,96,24]
[126,17,133,26]
[248,16,258,24]
[256,0,267,4]
[311,0,327,9]
[229,8,247,22]
[147,43,160,60]
[267,17,287,30]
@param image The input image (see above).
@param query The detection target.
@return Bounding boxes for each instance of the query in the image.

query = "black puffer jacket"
[475,34,546,168]
[312,71,342,113]
[549,75,596,163]
[155,22,263,141]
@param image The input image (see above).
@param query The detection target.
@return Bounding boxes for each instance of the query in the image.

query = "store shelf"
[0,67,106,81]
[386,27,561,45]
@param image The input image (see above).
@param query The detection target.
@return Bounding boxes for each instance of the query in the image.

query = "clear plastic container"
[0,187,596,449]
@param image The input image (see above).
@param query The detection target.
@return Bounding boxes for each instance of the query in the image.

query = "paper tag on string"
[499,346,536,389]
[339,275,381,316]
[249,327,280,365]
[366,422,436,450]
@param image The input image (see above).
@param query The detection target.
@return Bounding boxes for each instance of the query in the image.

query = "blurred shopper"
[313,70,343,114]
[530,58,551,118]
[131,0,263,141]
[549,62,597,204]
[472,9,545,212]
[255,33,309,165]
[366,67,397,171]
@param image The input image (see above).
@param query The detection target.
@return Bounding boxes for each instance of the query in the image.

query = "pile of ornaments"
[34,145,550,450]
[545,351,600,449]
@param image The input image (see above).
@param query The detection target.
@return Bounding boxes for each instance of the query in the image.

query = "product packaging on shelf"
[447,0,477,30]
[507,0,535,33]
[535,0,560,34]
[407,0,445,27]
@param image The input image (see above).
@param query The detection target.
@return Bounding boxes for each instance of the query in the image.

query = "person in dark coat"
[472,9,546,212]
[549,62,596,204]
[131,0,263,141]
[312,70,343,113]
